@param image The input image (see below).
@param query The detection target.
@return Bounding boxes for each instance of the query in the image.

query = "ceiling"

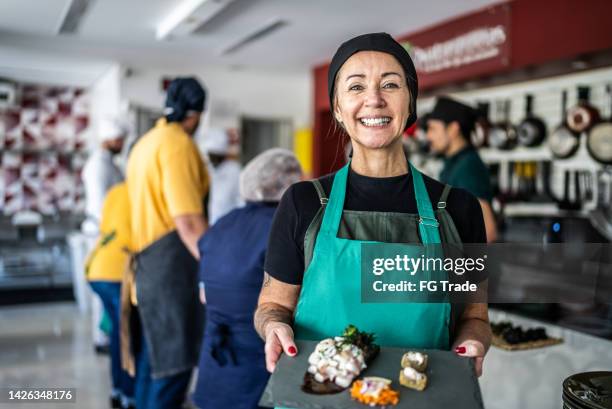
[0,0,504,83]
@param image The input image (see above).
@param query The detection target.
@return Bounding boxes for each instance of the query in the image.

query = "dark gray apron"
[134,230,204,379]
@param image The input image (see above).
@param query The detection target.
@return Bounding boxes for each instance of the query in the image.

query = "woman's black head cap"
[328,32,419,130]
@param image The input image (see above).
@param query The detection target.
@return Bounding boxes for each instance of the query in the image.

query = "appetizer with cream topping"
[302,325,379,394]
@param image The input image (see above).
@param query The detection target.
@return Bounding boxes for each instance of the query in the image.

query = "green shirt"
[440,147,493,202]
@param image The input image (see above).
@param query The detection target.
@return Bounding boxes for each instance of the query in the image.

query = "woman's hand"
[453,303,491,377]
[263,322,298,373]
[254,272,301,372]
[453,339,486,377]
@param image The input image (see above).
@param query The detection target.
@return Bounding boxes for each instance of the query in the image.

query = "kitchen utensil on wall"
[566,85,600,133]
[549,90,580,159]
[518,94,547,147]
[470,102,490,148]
[489,99,518,150]
[589,168,612,241]
[587,85,612,165]
[557,170,584,211]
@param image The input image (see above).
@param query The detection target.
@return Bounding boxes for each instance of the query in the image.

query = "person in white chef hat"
[82,117,129,230]
[203,128,243,225]
[81,116,129,355]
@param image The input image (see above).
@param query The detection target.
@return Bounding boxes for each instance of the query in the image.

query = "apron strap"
[311,179,328,206]
[320,162,350,237]
[321,161,442,245]
[438,184,452,209]
[409,163,442,245]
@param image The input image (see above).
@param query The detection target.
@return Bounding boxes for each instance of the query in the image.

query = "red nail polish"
[455,346,466,354]
[288,346,297,355]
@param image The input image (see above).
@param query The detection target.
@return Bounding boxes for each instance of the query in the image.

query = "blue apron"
[193,203,275,409]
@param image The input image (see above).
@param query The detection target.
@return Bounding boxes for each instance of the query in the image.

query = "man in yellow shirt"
[86,182,135,409]
[125,77,209,409]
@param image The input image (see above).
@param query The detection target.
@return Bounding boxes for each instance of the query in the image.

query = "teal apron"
[276,162,452,409]
[293,161,450,348]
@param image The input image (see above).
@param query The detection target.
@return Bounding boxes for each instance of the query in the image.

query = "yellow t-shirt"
[86,183,131,282]
[126,118,209,252]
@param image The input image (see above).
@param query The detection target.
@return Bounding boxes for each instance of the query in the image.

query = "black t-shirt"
[265,167,486,285]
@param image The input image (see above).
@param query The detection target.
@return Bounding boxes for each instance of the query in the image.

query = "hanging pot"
[550,90,581,159]
[489,100,518,150]
[518,94,547,147]
[566,86,600,133]
[470,102,490,148]
[587,85,612,165]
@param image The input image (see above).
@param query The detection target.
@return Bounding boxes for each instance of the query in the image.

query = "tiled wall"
[0,83,91,216]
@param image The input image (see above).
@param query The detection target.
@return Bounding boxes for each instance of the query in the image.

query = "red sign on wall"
[399,3,512,89]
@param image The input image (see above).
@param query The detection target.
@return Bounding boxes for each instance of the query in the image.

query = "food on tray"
[399,366,428,391]
[350,377,399,407]
[302,325,379,394]
[491,321,563,350]
[400,351,428,372]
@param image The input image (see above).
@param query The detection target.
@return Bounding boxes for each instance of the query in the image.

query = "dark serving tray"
[259,339,483,409]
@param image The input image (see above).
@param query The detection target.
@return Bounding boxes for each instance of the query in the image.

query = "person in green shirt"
[427,96,497,242]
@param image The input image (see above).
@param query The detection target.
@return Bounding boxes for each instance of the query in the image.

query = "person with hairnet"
[191,148,302,409]
[125,77,209,409]
[81,117,128,356]
[203,128,243,225]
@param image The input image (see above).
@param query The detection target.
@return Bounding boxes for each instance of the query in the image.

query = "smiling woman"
[333,51,410,153]
[254,34,491,405]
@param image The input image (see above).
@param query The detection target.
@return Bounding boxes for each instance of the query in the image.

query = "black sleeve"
[264,177,331,285]
[264,184,307,285]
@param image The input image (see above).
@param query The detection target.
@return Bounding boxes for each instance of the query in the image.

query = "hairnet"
[239,148,303,202]
[328,32,419,130]
[164,77,206,122]
[98,117,129,142]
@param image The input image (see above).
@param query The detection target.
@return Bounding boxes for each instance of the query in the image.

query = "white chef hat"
[240,148,303,202]
[98,117,129,142]
[203,128,229,154]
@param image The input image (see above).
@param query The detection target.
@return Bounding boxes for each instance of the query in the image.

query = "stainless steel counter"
[481,308,612,409]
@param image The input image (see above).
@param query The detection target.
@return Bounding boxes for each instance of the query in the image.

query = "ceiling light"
[156,0,235,40]
[221,18,288,55]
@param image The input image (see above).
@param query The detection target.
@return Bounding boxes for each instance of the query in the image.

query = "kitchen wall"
[417,65,612,214]
[120,65,312,131]
[89,63,122,152]
[418,66,612,129]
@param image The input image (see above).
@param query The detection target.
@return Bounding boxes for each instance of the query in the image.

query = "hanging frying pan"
[518,94,547,147]
[489,99,518,150]
[587,85,612,165]
[550,90,580,159]
[470,102,490,148]
[566,85,600,134]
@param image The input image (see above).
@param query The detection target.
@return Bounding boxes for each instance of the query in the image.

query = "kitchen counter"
[480,308,612,409]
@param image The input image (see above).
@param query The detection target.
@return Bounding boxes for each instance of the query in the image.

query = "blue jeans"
[133,311,192,409]
[89,281,135,403]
